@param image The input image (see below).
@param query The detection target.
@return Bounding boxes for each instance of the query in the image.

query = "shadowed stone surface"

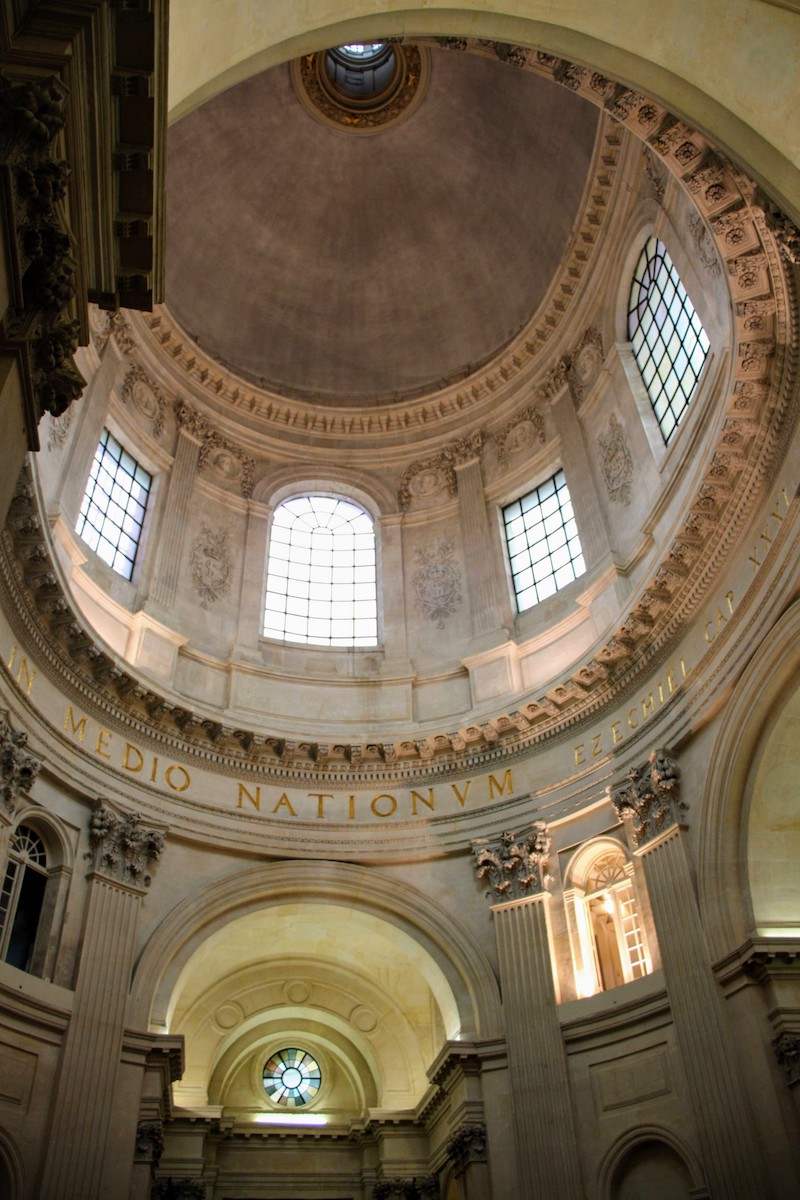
[165,50,598,404]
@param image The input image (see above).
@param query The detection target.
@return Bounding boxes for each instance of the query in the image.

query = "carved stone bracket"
[373,1179,438,1200]
[446,1121,487,1170]
[135,1120,164,1166]
[87,799,165,889]
[472,823,551,899]
[610,749,685,848]
[773,1032,800,1085]
[0,710,41,814]
[151,1181,205,1200]
[0,72,85,435]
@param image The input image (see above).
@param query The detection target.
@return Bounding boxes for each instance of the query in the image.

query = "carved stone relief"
[610,749,685,848]
[688,212,721,278]
[472,824,551,899]
[598,413,633,505]
[175,403,255,497]
[121,364,167,439]
[189,524,234,609]
[569,326,604,403]
[87,800,165,889]
[398,433,485,511]
[46,403,74,451]
[411,538,463,629]
[494,405,545,470]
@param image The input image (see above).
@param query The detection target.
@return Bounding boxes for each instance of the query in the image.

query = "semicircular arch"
[130,859,502,1040]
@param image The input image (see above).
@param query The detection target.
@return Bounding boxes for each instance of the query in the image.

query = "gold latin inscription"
[748,485,790,575]
[574,659,687,767]
[7,646,36,695]
[63,705,191,792]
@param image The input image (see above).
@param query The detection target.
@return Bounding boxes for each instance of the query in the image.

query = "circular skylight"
[263,1048,322,1107]
[338,42,386,60]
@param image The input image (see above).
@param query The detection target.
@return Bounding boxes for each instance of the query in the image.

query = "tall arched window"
[564,842,651,997]
[0,825,48,973]
[263,495,378,646]
[628,236,709,445]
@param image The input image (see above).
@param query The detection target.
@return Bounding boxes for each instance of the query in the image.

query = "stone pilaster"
[38,800,166,1200]
[473,827,585,1200]
[549,382,612,567]
[446,1121,492,1200]
[453,434,508,639]
[57,345,122,522]
[378,513,411,664]
[234,498,272,654]
[150,405,203,609]
[611,750,764,1198]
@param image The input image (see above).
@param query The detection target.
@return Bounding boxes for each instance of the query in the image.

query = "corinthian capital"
[88,800,166,889]
[610,748,685,848]
[0,711,41,814]
[472,823,551,899]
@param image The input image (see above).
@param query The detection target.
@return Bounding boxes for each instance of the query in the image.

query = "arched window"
[263,495,378,646]
[0,825,48,973]
[628,236,709,445]
[565,843,651,997]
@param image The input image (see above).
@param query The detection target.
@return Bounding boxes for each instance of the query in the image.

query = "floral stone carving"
[598,413,634,505]
[190,524,234,608]
[412,538,462,628]
[610,749,685,847]
[472,824,551,899]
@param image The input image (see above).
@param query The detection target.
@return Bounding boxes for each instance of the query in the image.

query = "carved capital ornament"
[610,749,685,848]
[0,711,41,814]
[472,823,551,899]
[87,799,165,889]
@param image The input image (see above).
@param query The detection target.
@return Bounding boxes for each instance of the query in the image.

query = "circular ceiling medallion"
[291,43,430,134]
[263,1047,322,1107]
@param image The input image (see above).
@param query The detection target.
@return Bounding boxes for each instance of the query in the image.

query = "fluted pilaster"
[612,750,764,1198]
[151,423,201,609]
[474,828,584,1200]
[454,442,507,637]
[38,802,165,1200]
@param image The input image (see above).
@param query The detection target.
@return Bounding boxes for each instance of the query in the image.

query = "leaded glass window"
[263,1048,322,1107]
[503,470,585,612]
[628,236,710,444]
[263,495,378,646]
[76,429,152,580]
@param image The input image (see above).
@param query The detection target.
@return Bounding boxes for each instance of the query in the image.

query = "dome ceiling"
[165,49,599,404]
